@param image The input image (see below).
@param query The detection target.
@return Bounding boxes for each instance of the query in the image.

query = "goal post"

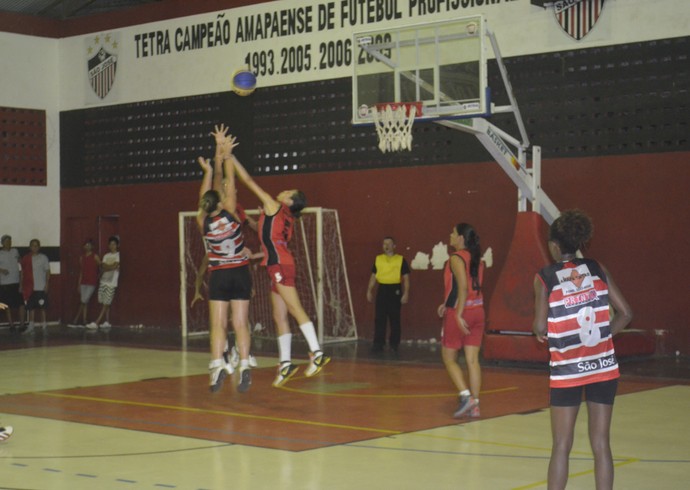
[178,207,358,345]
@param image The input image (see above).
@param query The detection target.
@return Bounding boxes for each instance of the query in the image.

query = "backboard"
[352,15,488,125]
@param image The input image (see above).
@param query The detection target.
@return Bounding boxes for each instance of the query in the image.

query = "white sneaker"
[85,322,98,330]
[229,346,240,368]
[67,324,84,329]
[209,359,232,393]
[0,426,13,442]
[22,323,35,335]
[100,321,112,329]
[227,346,257,369]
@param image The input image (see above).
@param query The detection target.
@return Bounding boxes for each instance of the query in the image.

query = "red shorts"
[267,264,296,293]
[441,307,485,349]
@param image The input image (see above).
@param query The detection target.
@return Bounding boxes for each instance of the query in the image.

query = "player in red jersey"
[533,210,632,490]
[196,125,253,394]
[438,223,486,419]
[229,142,330,387]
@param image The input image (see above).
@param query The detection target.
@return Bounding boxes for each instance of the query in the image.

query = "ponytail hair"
[289,190,307,218]
[456,223,482,291]
[200,190,220,214]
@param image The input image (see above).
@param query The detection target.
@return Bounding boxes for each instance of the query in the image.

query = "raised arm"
[231,153,280,216]
[195,156,213,230]
[220,136,239,215]
[191,254,210,307]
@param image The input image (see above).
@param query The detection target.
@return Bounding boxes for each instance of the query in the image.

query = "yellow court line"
[408,431,554,454]
[277,385,519,398]
[36,392,401,435]
[510,457,640,490]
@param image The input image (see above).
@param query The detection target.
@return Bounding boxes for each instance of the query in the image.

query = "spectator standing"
[87,236,120,329]
[20,239,51,334]
[0,235,25,332]
[70,239,101,327]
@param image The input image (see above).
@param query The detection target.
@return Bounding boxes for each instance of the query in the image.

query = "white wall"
[0,32,60,253]
[1,0,688,251]
[57,0,690,110]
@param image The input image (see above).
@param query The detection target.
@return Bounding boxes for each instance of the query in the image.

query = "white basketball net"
[372,104,417,153]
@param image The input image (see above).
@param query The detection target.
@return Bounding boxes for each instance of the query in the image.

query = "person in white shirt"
[0,235,25,331]
[87,236,120,329]
[20,239,50,334]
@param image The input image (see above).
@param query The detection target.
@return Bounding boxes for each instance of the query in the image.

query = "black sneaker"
[237,368,252,393]
[453,395,476,418]
[305,351,331,377]
[273,362,299,387]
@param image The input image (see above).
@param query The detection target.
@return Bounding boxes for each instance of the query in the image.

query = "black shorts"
[0,284,23,308]
[209,265,252,301]
[550,378,618,407]
[25,291,49,311]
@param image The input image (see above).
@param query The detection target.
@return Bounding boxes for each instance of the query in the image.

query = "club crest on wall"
[553,0,605,41]
[86,33,119,100]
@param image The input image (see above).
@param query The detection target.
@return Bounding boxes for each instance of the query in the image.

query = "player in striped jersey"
[533,209,632,490]
[196,125,253,394]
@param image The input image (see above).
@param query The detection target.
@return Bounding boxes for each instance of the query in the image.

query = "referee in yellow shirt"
[366,237,410,354]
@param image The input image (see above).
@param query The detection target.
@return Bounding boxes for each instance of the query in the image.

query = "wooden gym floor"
[1,325,688,489]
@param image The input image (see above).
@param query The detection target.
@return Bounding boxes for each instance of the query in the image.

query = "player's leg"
[275,282,330,376]
[463,345,481,404]
[548,388,581,490]
[271,291,299,387]
[372,290,387,352]
[585,379,617,489]
[230,298,252,393]
[387,289,402,352]
[442,346,466,392]
[208,299,231,391]
[586,401,614,490]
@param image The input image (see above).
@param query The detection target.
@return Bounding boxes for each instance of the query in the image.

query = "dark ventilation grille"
[60,36,689,187]
[0,107,47,186]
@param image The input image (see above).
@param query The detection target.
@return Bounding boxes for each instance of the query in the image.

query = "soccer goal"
[178,207,358,345]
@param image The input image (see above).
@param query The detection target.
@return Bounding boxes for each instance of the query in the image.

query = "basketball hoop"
[372,102,422,153]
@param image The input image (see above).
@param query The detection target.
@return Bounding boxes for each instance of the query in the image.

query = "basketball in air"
[231,68,257,96]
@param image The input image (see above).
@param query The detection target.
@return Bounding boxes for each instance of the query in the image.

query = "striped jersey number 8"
[217,239,237,257]
[577,306,601,347]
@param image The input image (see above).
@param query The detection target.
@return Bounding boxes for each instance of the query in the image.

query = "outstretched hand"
[210,124,229,145]
[197,157,212,172]
[190,291,203,308]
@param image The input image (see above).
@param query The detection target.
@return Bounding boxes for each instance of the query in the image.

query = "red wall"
[60,151,690,353]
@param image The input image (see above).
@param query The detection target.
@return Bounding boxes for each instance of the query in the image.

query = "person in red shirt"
[70,239,101,327]
[533,209,633,490]
[231,139,331,388]
[438,223,486,418]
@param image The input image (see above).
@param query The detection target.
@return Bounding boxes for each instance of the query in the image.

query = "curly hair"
[549,209,593,254]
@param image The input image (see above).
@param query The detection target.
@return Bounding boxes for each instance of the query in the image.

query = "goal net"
[178,207,358,344]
